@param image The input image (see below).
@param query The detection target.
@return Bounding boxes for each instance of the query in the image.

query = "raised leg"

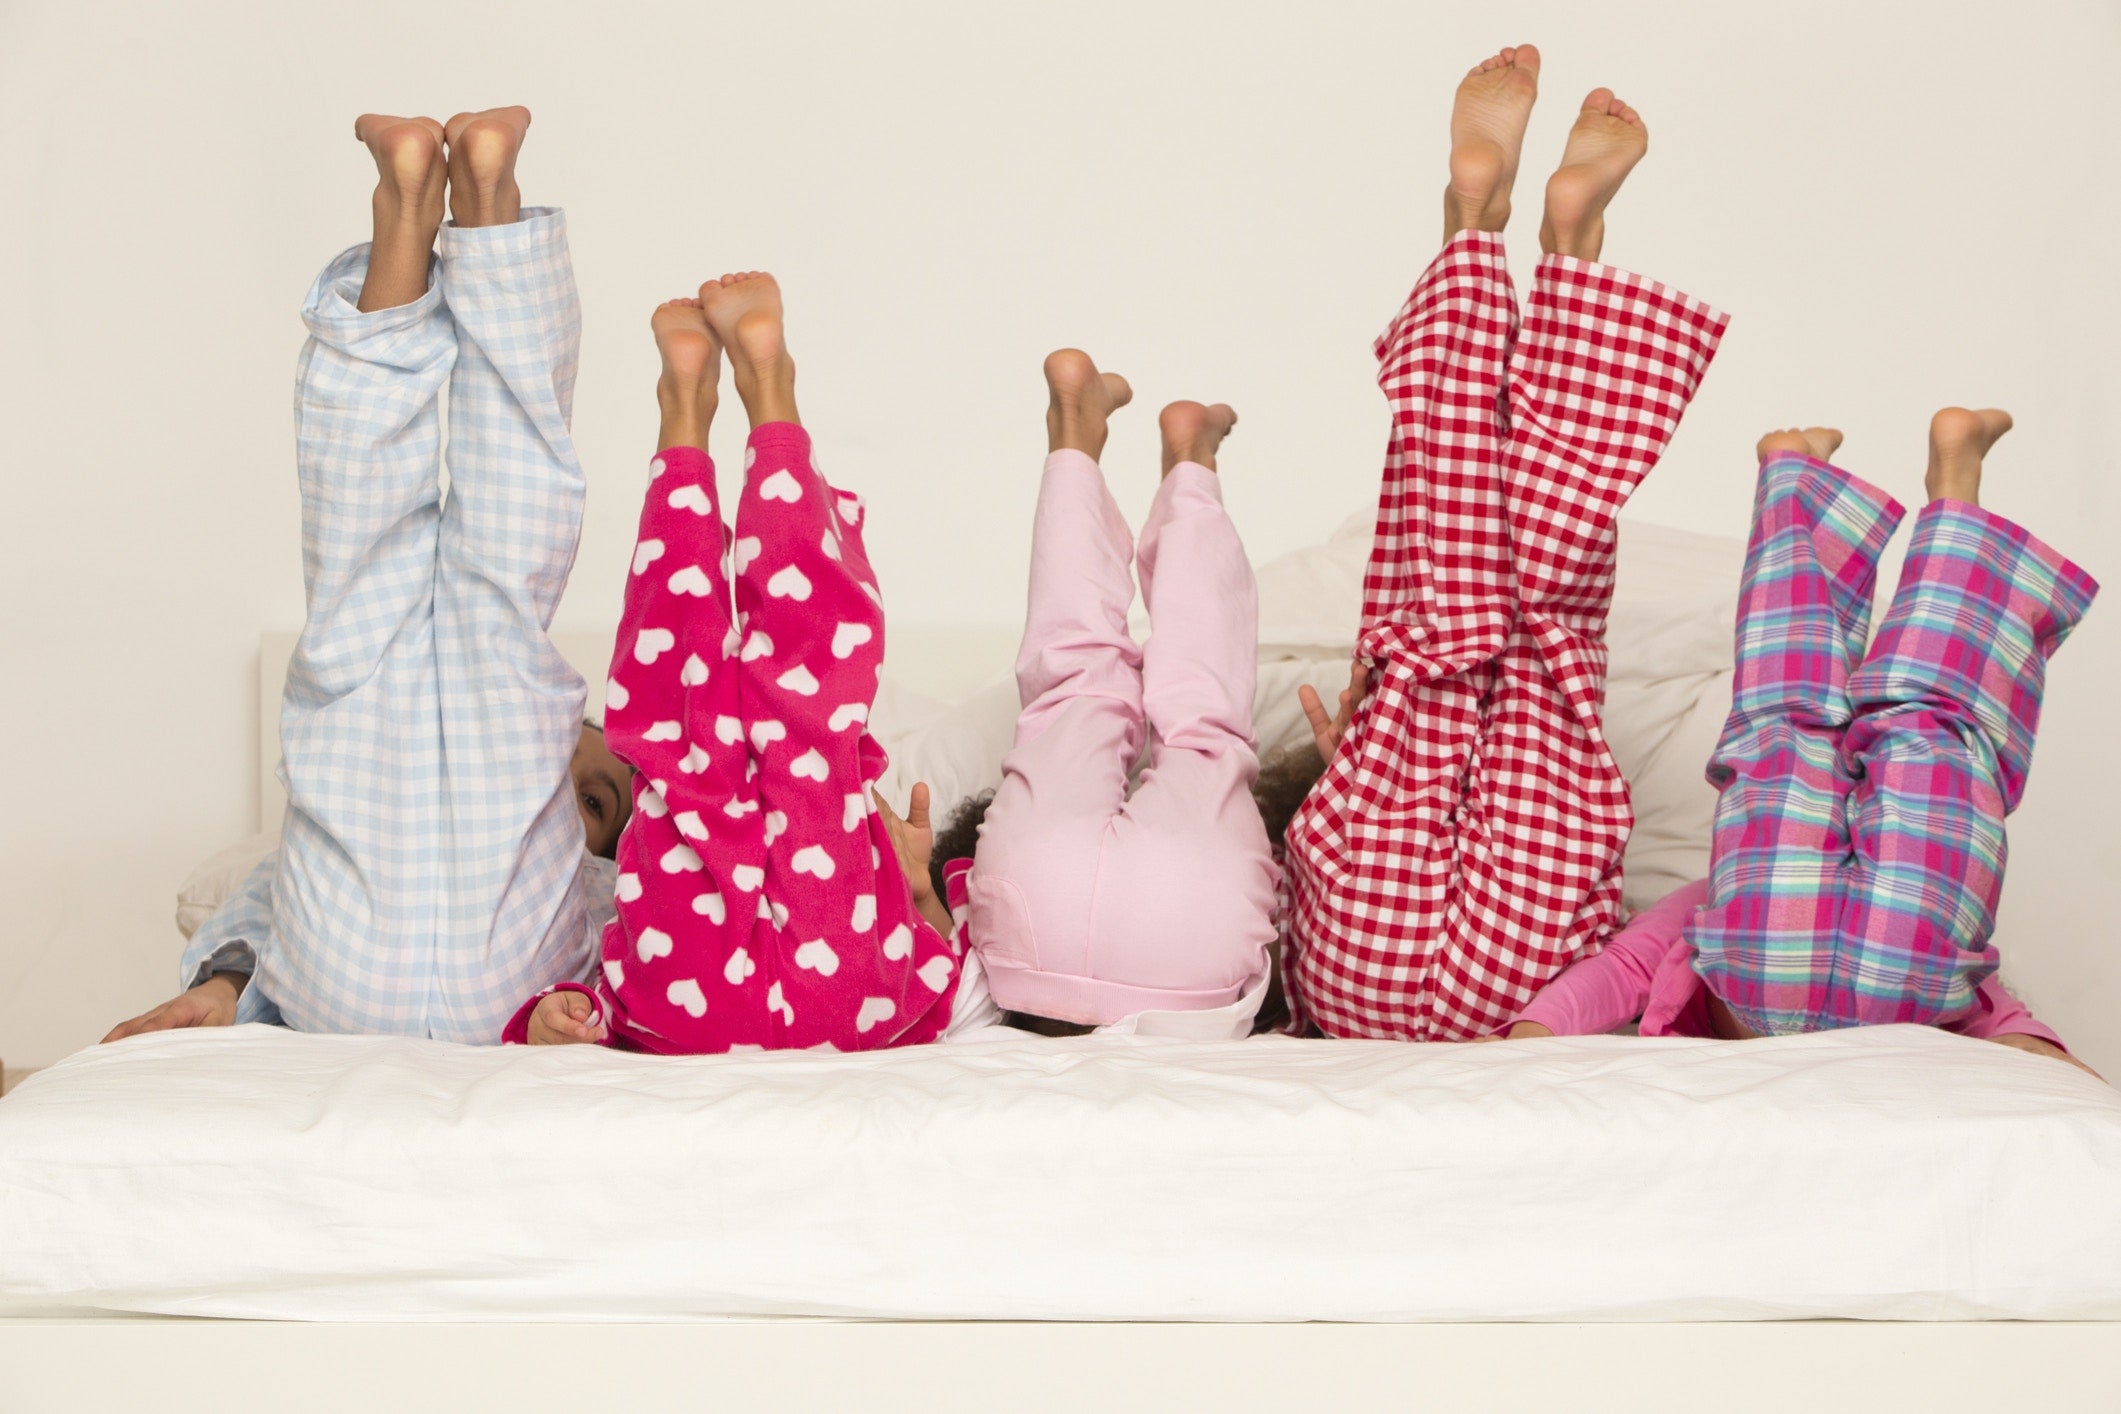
[1688,440,1909,1034]
[426,108,603,1038]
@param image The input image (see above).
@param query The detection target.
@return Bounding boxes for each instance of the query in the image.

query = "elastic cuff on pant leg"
[436,205,568,264]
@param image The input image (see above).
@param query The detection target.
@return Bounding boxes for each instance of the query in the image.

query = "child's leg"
[1282,50,1536,1039]
[425,110,599,1041]
[1101,402,1278,1005]
[709,273,961,1049]
[559,300,768,1051]
[1427,154,1729,1040]
[266,118,459,1036]
[967,351,1147,1018]
[1828,411,2098,1025]
[1687,438,1907,1035]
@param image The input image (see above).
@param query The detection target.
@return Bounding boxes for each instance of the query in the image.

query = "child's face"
[572,724,634,858]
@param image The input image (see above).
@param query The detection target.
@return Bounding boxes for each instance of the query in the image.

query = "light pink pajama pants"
[506,425,964,1051]
[963,451,1278,1025]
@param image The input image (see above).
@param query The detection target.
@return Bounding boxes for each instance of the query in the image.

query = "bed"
[5,515,2118,1403]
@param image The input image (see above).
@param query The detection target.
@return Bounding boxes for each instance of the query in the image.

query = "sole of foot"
[444,106,531,227]
[700,272,793,423]
[354,114,448,225]
[1446,43,1541,237]
[652,298,722,407]
[1158,400,1238,475]
[1541,88,1647,261]
[1044,348,1133,458]
[1756,427,1844,465]
[1927,407,2012,505]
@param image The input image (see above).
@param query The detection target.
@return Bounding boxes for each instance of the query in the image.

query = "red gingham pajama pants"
[1282,231,1728,1041]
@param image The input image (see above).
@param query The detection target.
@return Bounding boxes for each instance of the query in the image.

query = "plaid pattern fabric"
[1690,455,2099,1033]
[1283,231,1727,1040]
[181,210,605,1041]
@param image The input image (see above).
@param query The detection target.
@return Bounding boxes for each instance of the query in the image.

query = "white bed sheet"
[4,1025,2118,1323]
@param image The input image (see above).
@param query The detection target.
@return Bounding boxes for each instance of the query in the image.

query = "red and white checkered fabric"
[1283,231,1728,1040]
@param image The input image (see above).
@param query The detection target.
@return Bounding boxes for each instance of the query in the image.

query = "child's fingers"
[906,782,931,832]
[1298,684,1330,734]
[871,788,903,831]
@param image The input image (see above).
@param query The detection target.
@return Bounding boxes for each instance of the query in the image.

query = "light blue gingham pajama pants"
[180,209,609,1041]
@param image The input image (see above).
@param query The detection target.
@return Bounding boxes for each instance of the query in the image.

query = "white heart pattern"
[789,748,830,782]
[723,947,755,986]
[851,894,876,931]
[828,702,869,733]
[740,630,775,663]
[830,622,874,659]
[732,536,763,572]
[749,719,787,750]
[667,484,712,516]
[714,715,745,745]
[767,980,795,1026]
[667,564,713,597]
[731,864,765,893]
[777,664,820,697]
[615,872,643,903]
[763,810,788,846]
[790,845,836,879]
[643,719,682,743]
[842,792,867,831]
[603,958,626,989]
[693,891,727,924]
[917,956,954,992]
[758,468,803,503]
[632,539,665,574]
[794,939,841,976]
[767,565,813,601]
[722,797,759,819]
[882,924,914,961]
[635,628,676,665]
[855,996,896,1033]
[838,495,863,526]
[605,678,630,712]
[660,843,704,874]
[744,446,756,471]
[721,624,742,659]
[756,895,774,922]
[673,810,708,841]
[666,977,708,1018]
[680,654,709,687]
[649,456,667,478]
[681,745,712,775]
[636,927,674,963]
[821,530,842,562]
[636,786,669,819]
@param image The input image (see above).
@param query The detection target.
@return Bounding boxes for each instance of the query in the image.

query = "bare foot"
[1926,407,2012,506]
[1043,349,1134,461]
[1158,399,1238,475]
[352,114,447,311]
[700,272,797,429]
[1755,426,1844,465]
[1541,88,1647,261]
[1445,44,1541,241]
[443,105,531,228]
[652,298,722,452]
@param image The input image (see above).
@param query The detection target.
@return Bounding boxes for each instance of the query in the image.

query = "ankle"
[657,380,716,451]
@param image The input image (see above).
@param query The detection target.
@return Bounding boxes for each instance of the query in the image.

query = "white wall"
[2,0,2115,1072]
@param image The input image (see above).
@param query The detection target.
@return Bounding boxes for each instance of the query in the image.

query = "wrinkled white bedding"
[5,1023,2117,1322]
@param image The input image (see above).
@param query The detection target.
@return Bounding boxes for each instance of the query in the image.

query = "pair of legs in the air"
[947,354,1277,1033]
[515,276,969,1053]
[1282,45,1730,1042]
[108,109,628,1044]
[1693,413,2096,1042]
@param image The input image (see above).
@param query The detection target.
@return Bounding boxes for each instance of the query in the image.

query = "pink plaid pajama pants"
[507,425,963,1051]
[1283,231,1728,1041]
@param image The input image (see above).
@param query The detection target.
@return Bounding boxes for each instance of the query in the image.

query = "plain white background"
[1,0,2115,1073]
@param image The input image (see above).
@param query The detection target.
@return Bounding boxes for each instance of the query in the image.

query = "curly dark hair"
[926,739,1329,900]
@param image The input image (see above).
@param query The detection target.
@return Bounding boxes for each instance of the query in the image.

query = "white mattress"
[4,1024,2118,1322]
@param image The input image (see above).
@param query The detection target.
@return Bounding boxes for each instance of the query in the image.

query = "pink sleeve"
[1512,881,1708,1036]
[1956,976,2069,1050]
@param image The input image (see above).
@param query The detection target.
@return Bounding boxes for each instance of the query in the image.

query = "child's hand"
[1988,1032,2103,1081]
[873,783,953,937]
[527,990,607,1046]
[102,972,245,1043]
[1298,659,1371,760]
